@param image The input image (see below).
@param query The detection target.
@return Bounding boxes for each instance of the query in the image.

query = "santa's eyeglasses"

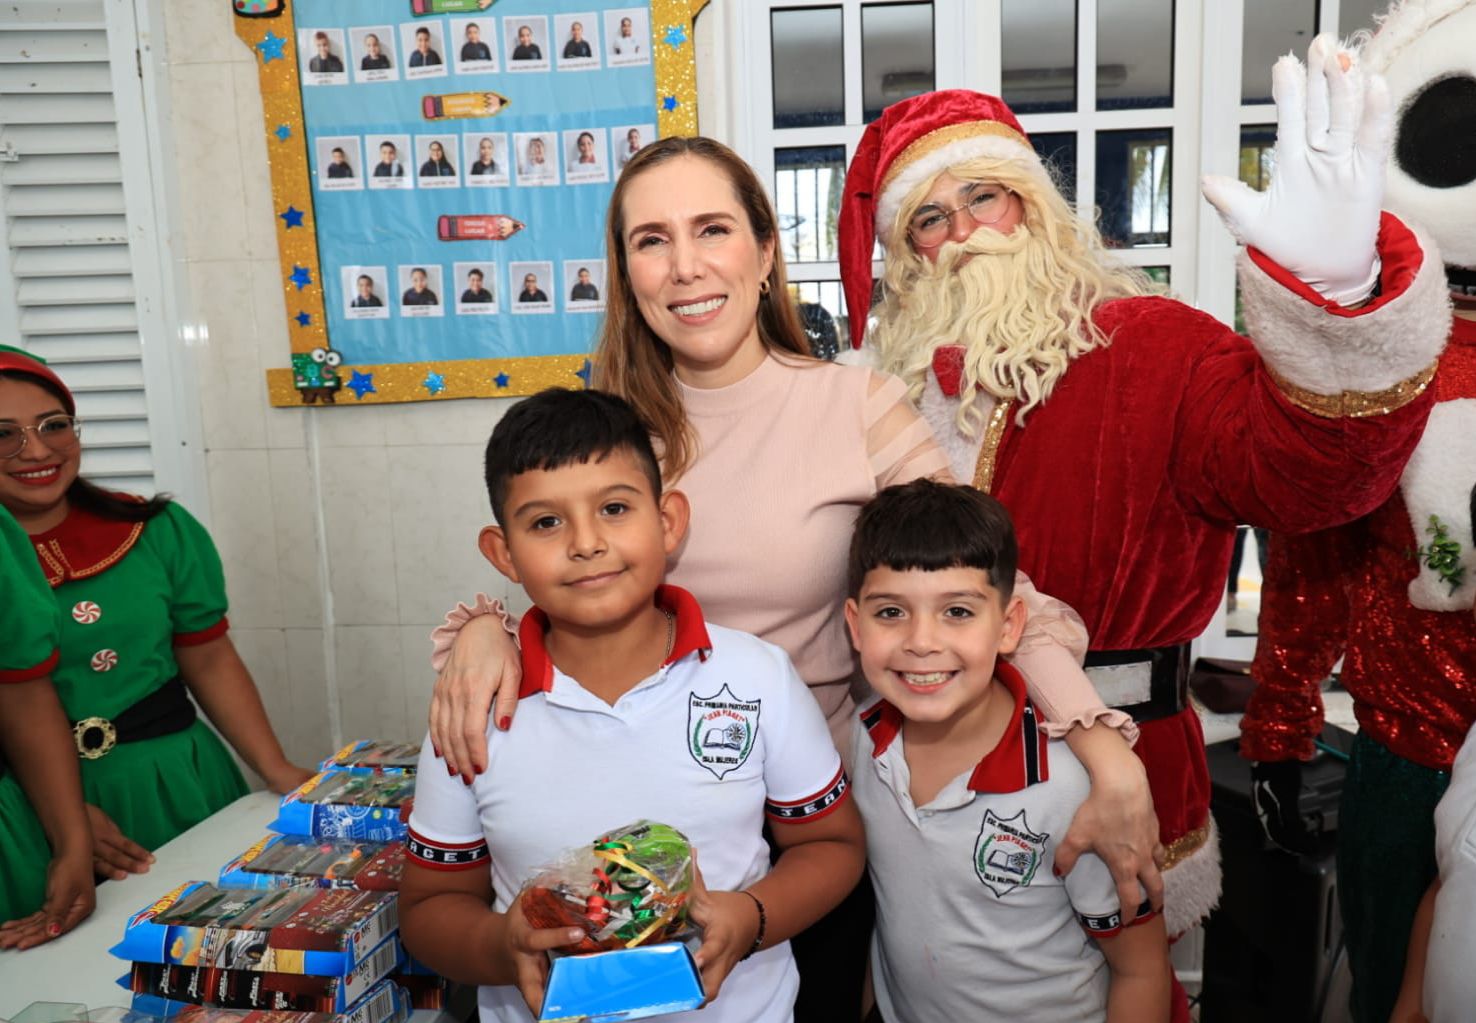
[907,183,1015,249]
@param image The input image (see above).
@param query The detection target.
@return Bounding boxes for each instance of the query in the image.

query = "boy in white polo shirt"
[399,388,865,1023]
[844,480,1171,1023]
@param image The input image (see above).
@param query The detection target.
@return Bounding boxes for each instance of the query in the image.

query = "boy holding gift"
[399,388,865,1022]
[844,480,1171,1022]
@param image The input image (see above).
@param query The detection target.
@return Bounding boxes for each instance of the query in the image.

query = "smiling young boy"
[845,480,1170,1023]
[399,388,865,1023]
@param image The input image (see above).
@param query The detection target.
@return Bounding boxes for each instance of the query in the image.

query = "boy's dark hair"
[484,388,662,524]
[847,479,1017,599]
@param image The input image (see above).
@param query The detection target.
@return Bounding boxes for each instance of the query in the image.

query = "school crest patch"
[974,808,1048,898]
[688,684,760,780]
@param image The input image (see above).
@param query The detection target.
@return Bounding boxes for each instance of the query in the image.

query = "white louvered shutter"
[1,0,163,495]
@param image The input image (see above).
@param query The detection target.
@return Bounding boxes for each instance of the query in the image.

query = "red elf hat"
[0,343,76,415]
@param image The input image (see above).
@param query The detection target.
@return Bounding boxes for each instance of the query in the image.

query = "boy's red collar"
[516,584,713,697]
[859,660,1050,793]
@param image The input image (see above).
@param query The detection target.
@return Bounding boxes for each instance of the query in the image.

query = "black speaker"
[1201,730,1352,1023]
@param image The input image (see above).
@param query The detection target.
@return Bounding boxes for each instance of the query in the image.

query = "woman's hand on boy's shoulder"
[500,891,588,1015]
[687,849,762,1005]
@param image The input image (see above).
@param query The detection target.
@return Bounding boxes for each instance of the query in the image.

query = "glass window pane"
[1338,0,1388,36]
[862,3,935,122]
[789,280,849,359]
[772,7,845,129]
[1031,132,1077,203]
[1095,128,1172,248]
[1143,265,1170,286]
[775,146,848,264]
[1097,0,1174,110]
[1242,1,1317,104]
[1239,124,1276,191]
[1001,0,1077,114]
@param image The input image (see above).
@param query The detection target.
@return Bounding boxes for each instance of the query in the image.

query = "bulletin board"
[233,0,707,406]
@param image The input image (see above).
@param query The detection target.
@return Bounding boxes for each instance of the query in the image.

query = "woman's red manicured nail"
[47,922,61,937]
[498,716,511,731]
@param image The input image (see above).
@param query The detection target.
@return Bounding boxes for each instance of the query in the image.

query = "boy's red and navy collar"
[859,660,1050,793]
[515,584,713,698]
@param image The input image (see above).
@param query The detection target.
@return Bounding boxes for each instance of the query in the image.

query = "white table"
[0,793,461,1022]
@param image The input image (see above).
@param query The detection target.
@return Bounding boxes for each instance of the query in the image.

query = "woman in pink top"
[427,136,1159,1017]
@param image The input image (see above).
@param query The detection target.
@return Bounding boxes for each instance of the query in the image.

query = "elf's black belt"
[71,677,196,760]
[1083,643,1190,724]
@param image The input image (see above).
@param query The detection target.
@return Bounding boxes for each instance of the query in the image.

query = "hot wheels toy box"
[318,741,420,776]
[110,882,399,977]
[270,773,414,842]
[537,943,705,1023]
[219,835,404,892]
[127,975,409,1023]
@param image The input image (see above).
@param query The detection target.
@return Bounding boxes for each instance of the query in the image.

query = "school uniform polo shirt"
[409,585,848,1023]
[850,662,1157,1023]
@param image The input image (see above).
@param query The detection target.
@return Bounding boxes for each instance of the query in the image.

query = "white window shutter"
[1,0,158,494]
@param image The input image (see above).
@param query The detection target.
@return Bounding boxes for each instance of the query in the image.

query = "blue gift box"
[537,942,705,1023]
[270,772,414,842]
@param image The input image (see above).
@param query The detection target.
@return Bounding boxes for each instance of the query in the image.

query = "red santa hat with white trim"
[839,90,1052,348]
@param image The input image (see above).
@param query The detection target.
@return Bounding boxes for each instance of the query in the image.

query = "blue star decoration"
[289,265,312,290]
[662,95,680,112]
[493,372,510,389]
[294,311,311,327]
[664,25,688,48]
[347,371,376,400]
[422,371,446,396]
[257,32,286,64]
[574,360,593,388]
[274,124,292,142]
[279,206,304,229]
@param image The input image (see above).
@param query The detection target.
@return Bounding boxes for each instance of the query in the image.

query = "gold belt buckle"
[73,716,117,759]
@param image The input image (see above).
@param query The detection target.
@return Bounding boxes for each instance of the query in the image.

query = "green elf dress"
[0,498,247,921]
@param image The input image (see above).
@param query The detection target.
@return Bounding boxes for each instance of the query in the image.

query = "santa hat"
[0,343,75,415]
[839,90,1050,348]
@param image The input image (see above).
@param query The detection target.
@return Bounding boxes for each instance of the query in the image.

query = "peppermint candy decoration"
[72,601,102,624]
[90,649,118,672]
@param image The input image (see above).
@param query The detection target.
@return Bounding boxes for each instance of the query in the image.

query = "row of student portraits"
[341,259,606,318]
[299,8,651,85]
[314,126,652,191]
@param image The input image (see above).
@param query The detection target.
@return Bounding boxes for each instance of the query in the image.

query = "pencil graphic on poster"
[437,215,525,241]
[410,0,495,14]
[421,91,509,120]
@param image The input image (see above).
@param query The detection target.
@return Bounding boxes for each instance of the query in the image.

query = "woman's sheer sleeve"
[864,370,953,486]
[429,594,520,673]
[1010,571,1139,746]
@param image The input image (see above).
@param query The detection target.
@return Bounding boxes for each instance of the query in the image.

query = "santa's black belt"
[1083,644,1190,724]
[71,677,197,760]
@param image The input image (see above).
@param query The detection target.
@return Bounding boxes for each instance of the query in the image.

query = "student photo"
[342,266,390,320]
[455,262,498,315]
[612,123,653,172]
[463,134,509,187]
[417,137,459,187]
[514,133,558,187]
[352,27,398,83]
[315,136,362,192]
[452,18,497,72]
[605,9,649,66]
[564,260,604,311]
[563,129,608,184]
[402,22,446,78]
[299,28,348,83]
[555,13,600,69]
[367,135,412,189]
[509,262,552,313]
[505,17,549,71]
[399,265,444,317]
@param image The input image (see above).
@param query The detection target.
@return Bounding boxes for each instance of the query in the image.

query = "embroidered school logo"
[974,808,1048,897]
[688,684,760,779]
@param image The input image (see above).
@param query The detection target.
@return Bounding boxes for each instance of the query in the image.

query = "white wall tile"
[167,63,249,264]
[190,260,269,451]
[229,626,291,738]
[334,626,409,742]
[232,61,282,265]
[284,628,335,764]
[206,449,284,629]
[164,0,254,68]
[398,625,438,744]
[268,448,324,628]
[318,445,399,625]
[377,396,513,449]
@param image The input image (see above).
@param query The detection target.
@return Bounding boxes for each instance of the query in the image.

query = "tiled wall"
[161,4,528,769]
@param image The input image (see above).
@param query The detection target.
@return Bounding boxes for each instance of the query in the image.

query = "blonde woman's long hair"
[593,136,813,481]
[869,155,1152,435]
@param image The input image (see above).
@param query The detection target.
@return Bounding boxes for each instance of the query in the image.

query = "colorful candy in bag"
[518,821,694,954]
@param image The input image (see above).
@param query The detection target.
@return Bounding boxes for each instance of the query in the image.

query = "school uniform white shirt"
[409,585,848,1023]
[1424,720,1476,1023]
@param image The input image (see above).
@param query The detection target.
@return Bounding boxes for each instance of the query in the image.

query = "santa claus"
[1238,3,1476,1021]
[837,35,1450,963]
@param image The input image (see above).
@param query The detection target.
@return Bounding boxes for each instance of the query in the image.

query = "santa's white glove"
[1201,35,1392,307]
